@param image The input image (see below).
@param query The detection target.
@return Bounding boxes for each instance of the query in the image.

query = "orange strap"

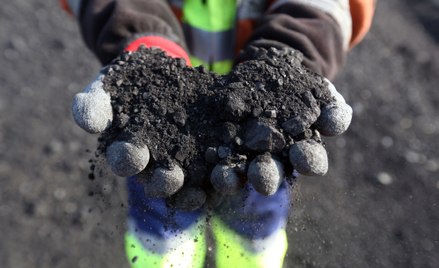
[349,0,376,49]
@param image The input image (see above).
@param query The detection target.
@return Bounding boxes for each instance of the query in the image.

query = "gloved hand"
[72,36,192,198]
[210,47,352,197]
[210,79,352,196]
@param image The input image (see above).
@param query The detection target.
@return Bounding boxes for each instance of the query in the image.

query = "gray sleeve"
[74,0,187,65]
[237,2,347,80]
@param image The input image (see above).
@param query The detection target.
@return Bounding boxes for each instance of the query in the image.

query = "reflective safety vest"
[169,0,269,74]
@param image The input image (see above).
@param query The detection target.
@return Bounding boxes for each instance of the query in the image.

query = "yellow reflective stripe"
[125,232,206,268]
[212,217,288,268]
[125,232,164,267]
[189,56,206,68]
[182,0,237,32]
[189,55,233,74]
[212,60,234,75]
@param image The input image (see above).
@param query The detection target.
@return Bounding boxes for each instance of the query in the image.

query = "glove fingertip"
[316,103,353,137]
[72,74,113,134]
[247,153,284,196]
[211,164,244,195]
[106,141,150,177]
[138,164,184,198]
[289,140,328,176]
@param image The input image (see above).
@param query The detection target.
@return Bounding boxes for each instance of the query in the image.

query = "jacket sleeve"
[237,1,350,80]
[61,0,188,65]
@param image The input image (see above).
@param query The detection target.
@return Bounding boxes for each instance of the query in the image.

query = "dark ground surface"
[1,0,439,267]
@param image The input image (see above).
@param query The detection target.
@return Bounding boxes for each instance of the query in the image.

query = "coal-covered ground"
[1,0,439,267]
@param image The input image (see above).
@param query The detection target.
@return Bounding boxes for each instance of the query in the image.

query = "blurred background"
[1,0,439,267]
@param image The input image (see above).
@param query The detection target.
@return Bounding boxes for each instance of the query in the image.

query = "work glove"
[72,37,192,198]
[210,46,352,197]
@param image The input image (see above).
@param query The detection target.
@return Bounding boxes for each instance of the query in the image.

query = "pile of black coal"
[98,45,333,211]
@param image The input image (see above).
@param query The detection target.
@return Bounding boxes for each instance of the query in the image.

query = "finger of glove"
[247,153,284,196]
[211,164,245,195]
[72,71,113,134]
[316,103,353,136]
[137,164,184,198]
[289,140,328,176]
[316,78,353,136]
[106,141,150,177]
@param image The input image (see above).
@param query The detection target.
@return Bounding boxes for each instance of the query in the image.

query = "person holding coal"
[61,0,375,267]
